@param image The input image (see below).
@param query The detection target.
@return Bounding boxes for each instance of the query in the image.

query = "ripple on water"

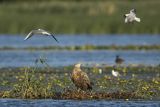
[0,99,160,107]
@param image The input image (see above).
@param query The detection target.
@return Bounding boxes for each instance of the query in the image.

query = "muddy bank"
[0,90,141,100]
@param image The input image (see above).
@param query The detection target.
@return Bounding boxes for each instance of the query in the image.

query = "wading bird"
[124,9,141,23]
[115,55,124,65]
[71,63,92,91]
[24,29,59,43]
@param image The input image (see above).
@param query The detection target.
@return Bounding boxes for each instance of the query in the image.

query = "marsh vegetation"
[0,62,159,100]
[0,0,160,34]
[0,0,159,102]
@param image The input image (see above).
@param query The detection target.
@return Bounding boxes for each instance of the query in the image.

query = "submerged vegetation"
[0,45,160,51]
[0,59,159,99]
[0,0,160,34]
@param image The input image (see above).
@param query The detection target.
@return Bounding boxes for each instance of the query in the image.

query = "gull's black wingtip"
[51,34,59,43]
[56,39,59,43]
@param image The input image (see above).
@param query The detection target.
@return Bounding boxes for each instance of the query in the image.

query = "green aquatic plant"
[10,67,55,99]
[4,56,63,99]
[1,45,160,51]
[92,66,102,74]
[0,65,160,99]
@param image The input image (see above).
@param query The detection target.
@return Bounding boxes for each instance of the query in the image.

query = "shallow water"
[0,99,159,107]
[0,50,160,67]
[0,34,160,67]
[0,35,160,105]
[0,34,160,47]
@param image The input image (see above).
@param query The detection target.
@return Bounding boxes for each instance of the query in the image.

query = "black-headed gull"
[124,9,141,23]
[112,69,121,77]
[24,29,59,43]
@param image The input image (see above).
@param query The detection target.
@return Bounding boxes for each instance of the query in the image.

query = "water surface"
[0,99,159,107]
[0,35,160,67]
[0,50,159,67]
[0,34,160,47]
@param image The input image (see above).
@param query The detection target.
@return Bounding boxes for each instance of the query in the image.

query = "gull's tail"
[135,17,141,22]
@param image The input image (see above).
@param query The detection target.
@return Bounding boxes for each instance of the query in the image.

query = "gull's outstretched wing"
[125,17,128,23]
[40,29,59,43]
[50,34,59,43]
[39,29,59,43]
[24,29,59,43]
[24,31,34,40]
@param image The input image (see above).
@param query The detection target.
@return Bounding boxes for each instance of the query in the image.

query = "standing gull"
[71,63,92,91]
[124,9,141,23]
[112,69,121,77]
[24,29,59,43]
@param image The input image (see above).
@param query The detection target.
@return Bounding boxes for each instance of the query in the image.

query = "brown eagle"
[71,63,92,91]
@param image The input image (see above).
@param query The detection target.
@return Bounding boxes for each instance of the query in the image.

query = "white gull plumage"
[24,29,59,43]
[124,9,141,23]
[112,69,121,77]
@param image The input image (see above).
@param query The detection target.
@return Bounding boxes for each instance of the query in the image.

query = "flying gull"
[24,29,59,43]
[124,9,141,23]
